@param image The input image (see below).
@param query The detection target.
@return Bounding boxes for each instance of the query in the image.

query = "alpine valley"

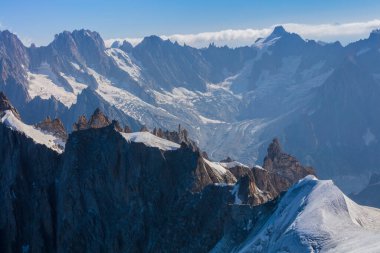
[1,25,380,252]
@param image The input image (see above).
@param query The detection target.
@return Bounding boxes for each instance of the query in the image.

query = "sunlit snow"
[1,110,65,153]
[120,131,180,151]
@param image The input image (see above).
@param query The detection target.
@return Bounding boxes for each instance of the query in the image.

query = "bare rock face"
[124,125,132,133]
[0,124,60,253]
[36,116,68,140]
[226,138,316,206]
[220,157,234,163]
[263,138,315,184]
[73,108,112,130]
[0,30,29,86]
[110,120,123,132]
[0,91,21,120]
[72,108,133,134]
[152,124,198,151]
[88,108,111,129]
[56,125,238,252]
[72,115,88,131]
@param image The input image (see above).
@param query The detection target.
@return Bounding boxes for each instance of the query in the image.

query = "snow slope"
[204,158,230,175]
[218,161,249,169]
[105,48,142,82]
[27,62,87,107]
[238,175,380,253]
[1,110,65,153]
[27,71,78,107]
[120,131,180,151]
[22,30,334,168]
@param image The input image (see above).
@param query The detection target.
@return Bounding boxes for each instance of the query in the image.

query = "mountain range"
[1,91,379,252]
[1,26,380,195]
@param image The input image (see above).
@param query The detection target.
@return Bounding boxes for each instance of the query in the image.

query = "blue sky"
[1,0,380,46]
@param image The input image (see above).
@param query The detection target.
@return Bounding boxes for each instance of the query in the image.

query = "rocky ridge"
[35,117,68,140]
[0,92,316,253]
[0,91,21,119]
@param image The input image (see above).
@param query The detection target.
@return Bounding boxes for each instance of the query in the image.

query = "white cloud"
[105,19,380,48]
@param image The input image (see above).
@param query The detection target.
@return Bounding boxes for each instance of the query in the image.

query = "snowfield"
[120,131,180,151]
[1,110,65,153]
[238,176,380,253]
[218,160,249,169]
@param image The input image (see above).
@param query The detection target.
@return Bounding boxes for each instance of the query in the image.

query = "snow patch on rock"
[120,131,180,151]
[219,161,249,169]
[1,110,65,153]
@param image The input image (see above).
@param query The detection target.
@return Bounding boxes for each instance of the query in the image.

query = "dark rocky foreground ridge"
[0,93,316,252]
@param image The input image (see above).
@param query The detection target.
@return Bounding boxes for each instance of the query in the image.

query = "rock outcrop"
[87,108,111,128]
[0,91,21,119]
[262,138,315,186]
[73,108,133,133]
[226,138,316,206]
[35,116,68,140]
[152,124,198,151]
[72,114,88,130]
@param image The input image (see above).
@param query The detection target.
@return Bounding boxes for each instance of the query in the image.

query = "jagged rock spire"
[72,115,88,131]
[73,108,111,131]
[220,157,234,163]
[263,137,315,180]
[72,108,132,133]
[36,117,68,140]
[124,125,132,133]
[0,91,21,120]
[111,120,123,132]
[88,108,111,129]
[267,138,282,161]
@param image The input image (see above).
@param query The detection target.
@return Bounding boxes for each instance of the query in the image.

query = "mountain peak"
[54,29,102,41]
[119,40,133,52]
[51,29,105,53]
[369,28,380,41]
[261,25,294,45]
[272,25,287,36]
[141,35,163,44]
[267,138,282,160]
[136,35,173,49]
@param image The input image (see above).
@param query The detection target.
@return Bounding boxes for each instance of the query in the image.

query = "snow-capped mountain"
[1,26,380,193]
[236,176,380,253]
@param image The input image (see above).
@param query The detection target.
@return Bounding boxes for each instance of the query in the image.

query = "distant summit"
[271,25,287,36]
